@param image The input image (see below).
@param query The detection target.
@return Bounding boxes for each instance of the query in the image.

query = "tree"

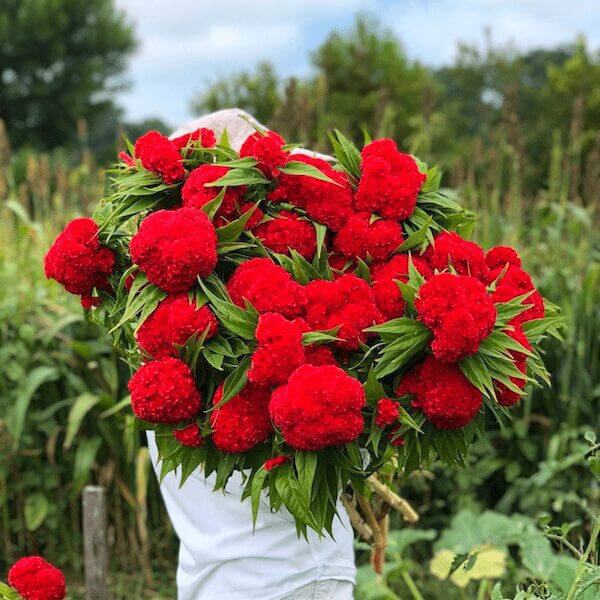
[0,0,136,149]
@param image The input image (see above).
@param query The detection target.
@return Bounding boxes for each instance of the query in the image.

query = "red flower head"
[136,294,218,358]
[134,131,184,184]
[375,397,399,429]
[269,364,365,450]
[130,208,217,293]
[264,455,289,471]
[354,139,425,220]
[269,154,354,231]
[371,254,433,319]
[304,345,338,366]
[240,130,289,178]
[80,295,102,310]
[173,423,204,447]
[490,266,545,326]
[128,357,200,423]
[495,325,532,406]
[44,218,114,298]
[415,273,496,362]
[181,165,247,226]
[304,274,384,350]
[8,556,66,600]
[423,232,489,282]
[172,127,216,154]
[397,355,482,429]
[486,246,522,271]
[227,258,307,318]
[210,383,272,452]
[254,211,317,259]
[333,214,403,262]
[248,313,306,387]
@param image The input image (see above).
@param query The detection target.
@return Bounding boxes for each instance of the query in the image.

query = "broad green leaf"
[279,160,339,185]
[24,493,49,531]
[64,393,100,450]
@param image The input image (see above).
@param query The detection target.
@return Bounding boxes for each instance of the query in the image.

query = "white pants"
[281,580,354,600]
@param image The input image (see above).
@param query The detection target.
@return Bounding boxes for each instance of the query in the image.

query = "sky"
[114,0,600,128]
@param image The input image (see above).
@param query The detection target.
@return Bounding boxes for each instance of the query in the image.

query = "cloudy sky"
[114,0,600,128]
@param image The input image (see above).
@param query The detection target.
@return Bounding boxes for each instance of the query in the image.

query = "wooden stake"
[83,486,108,600]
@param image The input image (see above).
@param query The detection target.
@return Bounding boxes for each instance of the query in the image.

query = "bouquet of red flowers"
[45,115,562,544]
[1,557,66,600]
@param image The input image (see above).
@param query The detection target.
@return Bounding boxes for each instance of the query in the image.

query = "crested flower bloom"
[130,208,217,293]
[485,246,522,271]
[263,455,289,471]
[371,254,432,319]
[211,383,272,452]
[136,294,218,358]
[304,274,384,350]
[227,258,307,318]
[269,154,354,231]
[269,364,365,450]
[134,130,184,184]
[375,397,400,429]
[248,313,306,387]
[423,231,489,282]
[171,127,216,153]
[397,355,482,429]
[173,423,204,447]
[8,556,66,600]
[254,211,317,259]
[495,325,532,406]
[44,218,114,299]
[128,357,200,423]
[415,273,496,362]
[240,130,289,178]
[333,214,403,262]
[354,138,426,220]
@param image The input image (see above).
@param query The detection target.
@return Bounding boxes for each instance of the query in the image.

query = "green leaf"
[251,468,268,527]
[397,217,433,252]
[201,187,226,220]
[329,130,361,182]
[206,167,269,187]
[279,160,339,185]
[213,356,251,409]
[24,493,49,531]
[64,393,100,450]
[216,203,259,243]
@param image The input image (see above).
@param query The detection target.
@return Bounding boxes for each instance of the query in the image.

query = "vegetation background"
[0,2,598,598]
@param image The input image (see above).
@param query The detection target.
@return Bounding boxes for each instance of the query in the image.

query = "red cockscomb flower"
[371,254,432,319]
[181,165,247,225]
[486,246,522,271]
[240,130,289,178]
[211,383,272,453]
[134,131,184,184]
[227,258,307,318]
[495,325,532,406]
[8,556,66,600]
[269,364,365,450]
[172,127,216,153]
[333,214,403,262]
[254,211,317,259]
[128,357,200,423]
[375,397,399,429]
[304,274,384,350]
[397,355,482,429]
[264,455,289,471]
[136,294,218,358]
[269,154,354,231]
[423,231,489,282]
[44,218,115,299]
[118,150,136,167]
[173,423,204,447]
[130,208,217,293]
[248,313,306,387]
[354,139,425,220]
[415,273,496,362]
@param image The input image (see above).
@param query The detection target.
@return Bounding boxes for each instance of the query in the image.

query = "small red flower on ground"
[264,456,289,471]
[130,208,217,293]
[44,218,115,298]
[240,130,289,178]
[134,130,184,184]
[8,556,66,600]
[415,272,496,362]
[375,397,399,429]
[495,325,532,406]
[227,258,307,318]
[354,139,425,220]
[254,211,317,259]
[173,423,204,447]
[304,274,384,350]
[211,383,272,452]
[136,294,218,358]
[397,355,482,429]
[269,364,365,450]
[128,357,200,423]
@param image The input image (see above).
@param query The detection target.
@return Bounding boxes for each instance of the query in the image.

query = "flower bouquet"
[44,114,562,564]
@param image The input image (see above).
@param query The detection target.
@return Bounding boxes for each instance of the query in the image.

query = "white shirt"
[146,109,356,600]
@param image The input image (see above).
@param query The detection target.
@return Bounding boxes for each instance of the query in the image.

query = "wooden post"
[83,485,108,600]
